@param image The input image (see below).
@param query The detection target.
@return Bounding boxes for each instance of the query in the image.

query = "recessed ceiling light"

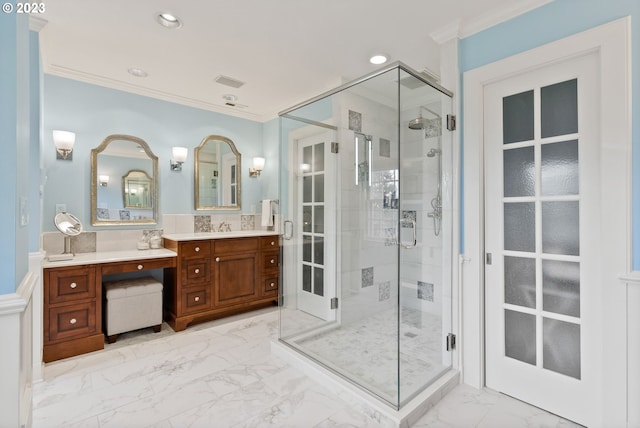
[156,12,182,29]
[127,67,148,77]
[222,94,238,103]
[369,54,388,65]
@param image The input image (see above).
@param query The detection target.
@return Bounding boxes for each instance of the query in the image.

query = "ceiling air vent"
[214,75,245,88]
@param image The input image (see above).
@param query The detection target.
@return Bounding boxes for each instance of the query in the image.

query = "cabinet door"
[47,266,96,305]
[214,252,259,306]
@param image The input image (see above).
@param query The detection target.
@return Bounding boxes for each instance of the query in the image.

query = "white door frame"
[462,17,631,426]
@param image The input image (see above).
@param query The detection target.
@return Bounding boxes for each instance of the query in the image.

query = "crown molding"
[430,20,461,44]
[459,0,553,39]
[29,16,47,32]
[45,64,264,122]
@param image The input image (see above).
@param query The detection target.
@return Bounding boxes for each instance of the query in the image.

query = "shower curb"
[271,340,460,428]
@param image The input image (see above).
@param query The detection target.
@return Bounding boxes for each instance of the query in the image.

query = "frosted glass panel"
[541,79,578,138]
[504,146,535,197]
[303,236,311,262]
[543,260,580,317]
[303,146,312,168]
[541,140,579,196]
[314,174,325,202]
[504,256,536,308]
[303,206,311,233]
[314,206,324,233]
[503,90,534,144]
[542,201,580,255]
[314,143,324,172]
[543,318,581,379]
[505,309,536,365]
[314,237,324,265]
[504,202,535,252]
[302,265,311,292]
[303,176,312,202]
[313,267,324,296]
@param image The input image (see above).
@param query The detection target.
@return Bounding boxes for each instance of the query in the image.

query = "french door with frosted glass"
[484,52,601,425]
[295,133,336,321]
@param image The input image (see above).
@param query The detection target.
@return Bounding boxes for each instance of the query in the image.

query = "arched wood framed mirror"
[91,134,158,225]
[194,135,241,210]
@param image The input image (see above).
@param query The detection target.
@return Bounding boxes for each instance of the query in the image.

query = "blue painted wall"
[29,30,41,252]
[0,7,31,295]
[459,0,640,268]
[42,76,267,232]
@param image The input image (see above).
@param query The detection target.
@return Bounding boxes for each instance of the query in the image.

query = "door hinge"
[486,252,492,265]
[446,333,456,351]
[330,297,339,309]
[331,142,339,153]
[446,114,456,131]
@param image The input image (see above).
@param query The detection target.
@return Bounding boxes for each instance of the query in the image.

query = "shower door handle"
[400,219,417,249]
[283,220,293,240]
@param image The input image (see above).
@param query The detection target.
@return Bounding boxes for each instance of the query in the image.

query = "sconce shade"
[53,130,76,160]
[253,157,265,171]
[172,146,188,163]
[99,175,109,186]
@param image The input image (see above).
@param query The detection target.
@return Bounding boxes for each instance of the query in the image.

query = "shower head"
[426,148,441,157]
[408,117,429,130]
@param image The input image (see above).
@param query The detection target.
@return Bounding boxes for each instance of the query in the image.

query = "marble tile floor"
[33,307,583,428]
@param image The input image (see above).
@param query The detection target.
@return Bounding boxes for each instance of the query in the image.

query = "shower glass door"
[279,63,453,410]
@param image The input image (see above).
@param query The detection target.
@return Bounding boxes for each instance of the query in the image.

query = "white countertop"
[42,248,177,269]
[162,230,279,242]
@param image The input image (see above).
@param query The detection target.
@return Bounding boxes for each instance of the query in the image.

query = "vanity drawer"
[262,253,280,270]
[263,275,279,294]
[214,237,258,254]
[47,266,96,304]
[101,257,175,275]
[48,301,97,342]
[181,259,211,285]
[180,241,211,259]
[259,236,279,250]
[180,287,211,314]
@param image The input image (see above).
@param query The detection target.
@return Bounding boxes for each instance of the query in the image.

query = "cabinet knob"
[70,318,77,325]
[194,296,200,302]
[216,257,220,262]
[137,264,143,270]
[270,259,275,264]
[69,282,77,289]
[194,268,200,274]
[270,282,275,288]
[271,241,275,246]
[195,247,200,252]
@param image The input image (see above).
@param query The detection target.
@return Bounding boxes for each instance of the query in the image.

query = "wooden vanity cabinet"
[163,235,279,332]
[43,265,103,363]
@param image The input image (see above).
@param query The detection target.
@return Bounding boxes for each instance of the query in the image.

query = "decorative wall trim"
[430,0,552,44]
[29,15,47,32]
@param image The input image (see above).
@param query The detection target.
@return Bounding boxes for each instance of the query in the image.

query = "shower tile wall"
[399,106,443,317]
[339,91,399,326]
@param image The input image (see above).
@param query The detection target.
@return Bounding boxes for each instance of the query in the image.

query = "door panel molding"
[462,17,630,427]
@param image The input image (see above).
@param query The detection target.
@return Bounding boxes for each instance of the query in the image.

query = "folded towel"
[261,199,273,227]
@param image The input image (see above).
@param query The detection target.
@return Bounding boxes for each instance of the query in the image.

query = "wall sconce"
[170,146,188,172]
[99,175,109,187]
[250,157,265,177]
[53,130,75,160]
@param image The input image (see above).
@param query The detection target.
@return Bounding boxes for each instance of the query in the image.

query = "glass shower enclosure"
[278,62,454,409]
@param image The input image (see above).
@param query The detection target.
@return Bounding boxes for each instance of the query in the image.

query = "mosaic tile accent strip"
[402,210,417,228]
[425,118,442,138]
[379,138,391,158]
[361,267,374,288]
[96,208,109,220]
[119,210,130,220]
[241,215,255,230]
[384,227,397,246]
[348,110,362,132]
[418,281,434,302]
[194,215,212,232]
[378,281,391,301]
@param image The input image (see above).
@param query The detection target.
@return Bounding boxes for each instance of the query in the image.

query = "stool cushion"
[105,277,163,299]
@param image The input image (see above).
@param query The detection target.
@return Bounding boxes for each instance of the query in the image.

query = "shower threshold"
[272,339,459,428]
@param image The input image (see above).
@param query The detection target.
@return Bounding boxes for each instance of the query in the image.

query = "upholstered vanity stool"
[103,276,163,343]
